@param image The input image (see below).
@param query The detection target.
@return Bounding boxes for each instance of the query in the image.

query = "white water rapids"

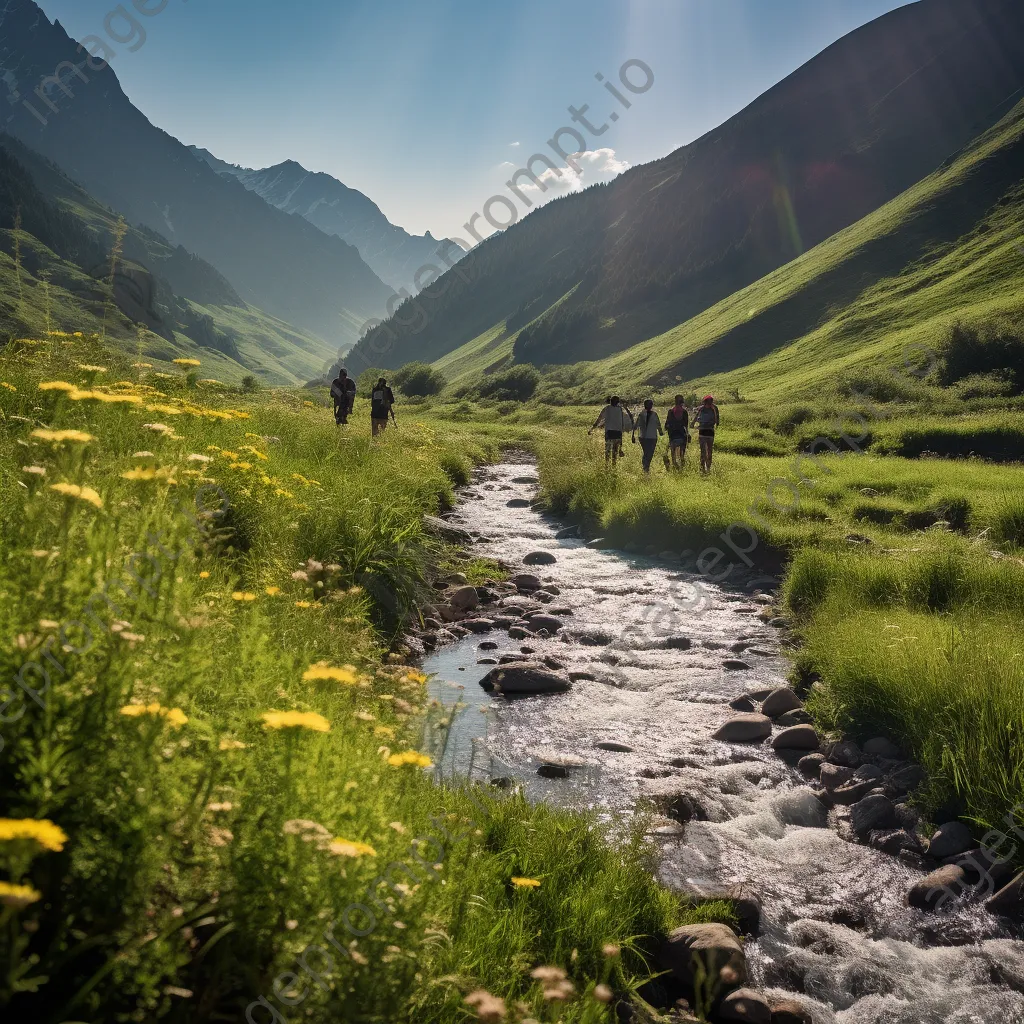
[422,460,1024,1023]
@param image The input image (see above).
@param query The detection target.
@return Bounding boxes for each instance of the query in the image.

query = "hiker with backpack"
[371,377,397,436]
[692,395,720,473]
[632,399,664,475]
[664,395,691,471]
[589,396,633,467]
[330,369,357,425]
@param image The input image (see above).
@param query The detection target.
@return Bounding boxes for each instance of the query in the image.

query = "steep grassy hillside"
[435,95,1024,405]
[352,0,1024,371]
[2,1,393,350]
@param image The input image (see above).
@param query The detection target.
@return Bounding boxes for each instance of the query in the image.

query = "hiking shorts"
[668,434,688,450]
[604,430,623,452]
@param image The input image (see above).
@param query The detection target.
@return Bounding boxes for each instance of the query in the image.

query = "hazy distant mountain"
[1,0,394,354]
[350,0,1024,371]
[190,147,464,297]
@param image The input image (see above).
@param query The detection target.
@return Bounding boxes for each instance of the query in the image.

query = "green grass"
[0,337,726,1022]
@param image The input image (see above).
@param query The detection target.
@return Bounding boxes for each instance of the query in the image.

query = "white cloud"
[510,148,631,199]
[509,141,521,147]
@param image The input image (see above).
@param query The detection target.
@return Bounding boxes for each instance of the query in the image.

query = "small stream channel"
[422,459,1024,1024]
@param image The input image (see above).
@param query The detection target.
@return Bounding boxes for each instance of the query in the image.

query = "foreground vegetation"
[0,335,733,1022]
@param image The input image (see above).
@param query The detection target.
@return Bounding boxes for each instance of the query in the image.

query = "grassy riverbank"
[0,336,729,1022]
[532,417,1024,841]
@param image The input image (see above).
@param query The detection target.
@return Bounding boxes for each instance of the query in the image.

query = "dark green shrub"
[392,361,447,397]
[938,316,1024,392]
[477,364,540,402]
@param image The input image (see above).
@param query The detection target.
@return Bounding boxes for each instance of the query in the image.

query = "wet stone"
[776,708,813,727]
[798,753,827,777]
[768,997,813,1024]
[718,988,771,1024]
[554,525,579,539]
[506,498,531,507]
[478,640,498,650]
[523,551,556,565]
[477,658,498,665]
[908,864,966,911]
[596,740,634,752]
[537,763,567,778]
[863,736,902,759]
[820,763,855,790]
[761,687,803,719]
[851,794,899,835]
[713,714,772,743]
[730,696,756,713]
[927,821,975,860]
[723,659,751,671]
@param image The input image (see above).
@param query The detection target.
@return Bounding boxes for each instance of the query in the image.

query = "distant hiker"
[632,399,663,475]
[692,395,720,473]
[664,394,691,471]
[371,377,396,436]
[330,369,356,425]
[589,396,633,467]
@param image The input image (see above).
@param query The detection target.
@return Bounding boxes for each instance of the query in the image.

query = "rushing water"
[422,460,1024,1024]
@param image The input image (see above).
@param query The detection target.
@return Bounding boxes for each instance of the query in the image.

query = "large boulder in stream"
[713,714,772,743]
[422,514,470,542]
[658,922,746,989]
[523,551,556,565]
[479,663,571,696]
[510,572,543,591]
[908,864,966,911]
[448,586,480,612]
[524,614,565,634]
[771,725,820,751]
[718,988,772,1023]
[926,821,974,860]
[850,794,899,835]
[760,687,802,719]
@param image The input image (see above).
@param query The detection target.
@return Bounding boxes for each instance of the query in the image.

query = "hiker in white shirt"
[632,399,663,475]
[692,395,721,473]
[589,396,634,467]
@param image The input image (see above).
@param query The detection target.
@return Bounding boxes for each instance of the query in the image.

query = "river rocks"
[869,829,920,856]
[507,626,535,640]
[831,780,876,805]
[555,525,580,539]
[524,614,564,634]
[826,740,862,768]
[478,640,498,650]
[723,659,751,671]
[596,740,633,752]
[798,753,827,778]
[771,725,820,751]
[506,498,531,508]
[773,789,828,828]
[523,551,556,565]
[658,922,746,989]
[569,671,597,681]
[479,664,571,695]
[512,475,539,484]
[730,696,757,713]
[889,764,926,794]
[926,821,974,860]
[423,514,470,542]
[448,586,480,612]
[713,714,772,743]
[510,572,542,591]
[761,687,802,719]
[664,635,693,650]
[819,764,855,790]
[718,988,771,1023]
[863,736,902,759]
[577,631,614,646]
[776,709,814,727]
[537,763,567,778]
[768,997,813,1024]
[985,871,1024,919]
[847,794,897,835]
[908,864,966,911]
[477,658,498,665]
[459,618,495,633]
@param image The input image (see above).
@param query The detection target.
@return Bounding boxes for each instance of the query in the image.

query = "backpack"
[330,379,344,401]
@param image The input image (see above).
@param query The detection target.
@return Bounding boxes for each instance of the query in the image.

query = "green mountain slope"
[434,97,1024,404]
[0,137,340,383]
[351,0,1024,373]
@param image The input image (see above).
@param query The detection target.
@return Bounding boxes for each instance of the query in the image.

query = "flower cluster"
[119,703,189,727]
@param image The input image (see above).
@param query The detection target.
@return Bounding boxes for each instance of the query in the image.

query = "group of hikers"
[329,369,396,436]
[589,394,720,474]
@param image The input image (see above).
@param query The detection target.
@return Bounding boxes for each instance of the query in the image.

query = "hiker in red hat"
[692,395,720,474]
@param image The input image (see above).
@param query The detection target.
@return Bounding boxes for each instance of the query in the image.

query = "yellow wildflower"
[173,358,201,367]
[1,381,16,391]
[275,489,294,498]
[354,711,375,722]
[265,586,281,596]
[328,838,377,858]
[121,467,175,482]
[0,818,68,852]
[76,363,107,373]
[142,423,175,434]
[199,571,210,579]
[240,445,268,461]
[48,483,103,509]
[374,725,396,739]
[294,601,312,609]
[512,877,542,889]
[234,462,253,471]
[38,381,76,392]
[401,671,428,685]
[0,882,42,909]
[219,738,247,751]
[387,751,432,769]
[146,404,182,415]
[119,703,189,727]
[30,429,95,444]
[231,592,257,602]
[302,664,359,685]
[261,711,331,733]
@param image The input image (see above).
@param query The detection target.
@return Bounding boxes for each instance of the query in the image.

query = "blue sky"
[39,0,909,241]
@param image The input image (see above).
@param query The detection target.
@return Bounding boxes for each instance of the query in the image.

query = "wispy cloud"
[509,141,521,148]
[513,148,631,198]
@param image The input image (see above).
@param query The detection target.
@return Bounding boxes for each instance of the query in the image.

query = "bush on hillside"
[391,361,447,397]
[837,366,935,404]
[938,316,1024,393]
[356,366,388,396]
[477,364,541,402]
